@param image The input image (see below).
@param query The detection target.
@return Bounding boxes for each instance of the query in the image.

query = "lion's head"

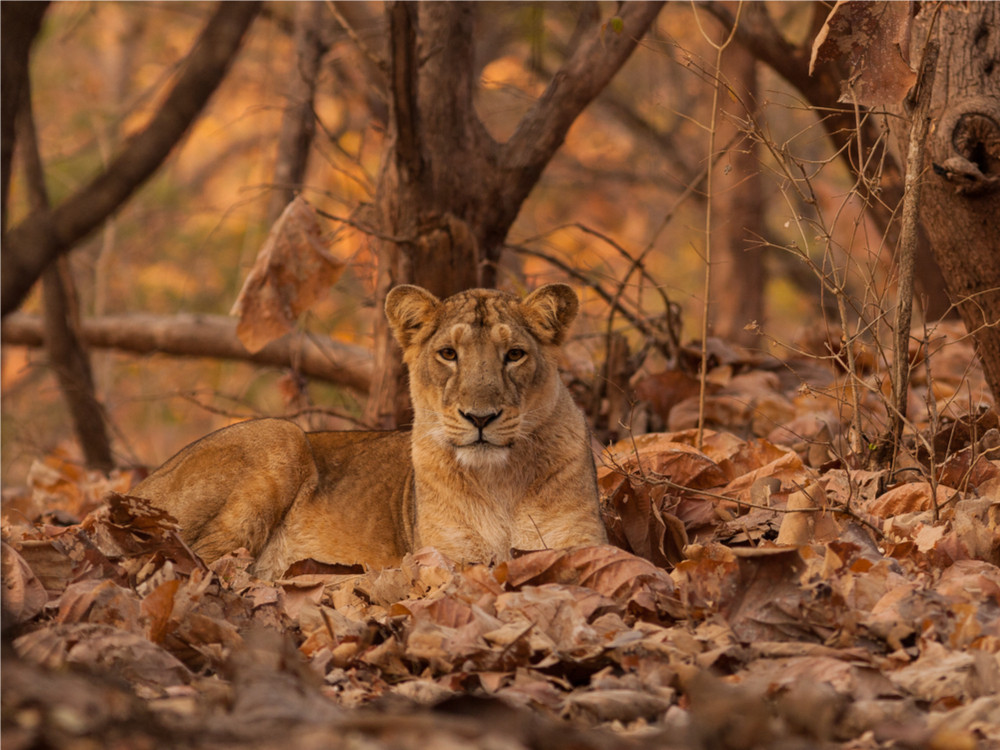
[385,284,579,468]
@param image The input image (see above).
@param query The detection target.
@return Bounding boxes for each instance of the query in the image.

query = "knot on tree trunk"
[932,96,1000,195]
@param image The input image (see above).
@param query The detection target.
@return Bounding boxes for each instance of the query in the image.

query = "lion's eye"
[438,347,458,362]
[505,348,526,363]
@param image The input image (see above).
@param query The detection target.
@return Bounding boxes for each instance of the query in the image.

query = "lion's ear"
[385,285,440,349]
[521,284,579,345]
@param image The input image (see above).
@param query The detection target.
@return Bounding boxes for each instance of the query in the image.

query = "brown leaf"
[282,558,365,577]
[809,0,916,107]
[14,623,193,696]
[603,433,729,490]
[562,687,672,725]
[938,449,1000,492]
[674,545,824,642]
[142,578,180,644]
[1,541,49,625]
[889,642,1000,705]
[601,478,688,568]
[231,196,345,353]
[12,539,79,595]
[501,546,679,621]
[868,482,955,518]
[775,485,822,546]
[741,654,898,703]
[56,578,143,633]
[721,449,811,504]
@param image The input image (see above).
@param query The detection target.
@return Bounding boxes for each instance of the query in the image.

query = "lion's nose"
[459,410,502,430]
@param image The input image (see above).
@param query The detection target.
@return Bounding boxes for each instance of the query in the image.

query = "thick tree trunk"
[363,1,665,427]
[912,3,1000,403]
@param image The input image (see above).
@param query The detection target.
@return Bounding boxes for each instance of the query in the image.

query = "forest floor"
[2,324,999,750]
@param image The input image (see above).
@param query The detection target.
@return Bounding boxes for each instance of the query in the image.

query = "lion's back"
[131,419,415,576]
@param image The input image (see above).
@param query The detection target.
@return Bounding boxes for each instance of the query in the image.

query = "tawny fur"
[130,284,606,578]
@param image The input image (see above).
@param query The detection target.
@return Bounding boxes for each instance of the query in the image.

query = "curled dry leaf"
[231,196,345,354]
[775,485,822,546]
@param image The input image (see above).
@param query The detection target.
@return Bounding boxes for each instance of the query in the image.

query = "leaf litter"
[3,328,1000,749]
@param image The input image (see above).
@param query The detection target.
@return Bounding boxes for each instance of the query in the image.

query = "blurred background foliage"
[2,2,899,484]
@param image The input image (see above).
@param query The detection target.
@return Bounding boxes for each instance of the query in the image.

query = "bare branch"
[500,2,664,198]
[2,313,373,394]
[1,1,262,317]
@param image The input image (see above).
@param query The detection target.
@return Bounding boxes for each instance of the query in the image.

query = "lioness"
[131,284,607,578]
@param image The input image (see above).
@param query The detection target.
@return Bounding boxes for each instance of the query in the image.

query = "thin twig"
[883,39,940,469]
[691,0,743,450]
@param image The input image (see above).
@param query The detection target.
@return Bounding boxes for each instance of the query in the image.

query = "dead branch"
[267,2,328,224]
[1,1,262,317]
[2,313,373,394]
[500,2,665,205]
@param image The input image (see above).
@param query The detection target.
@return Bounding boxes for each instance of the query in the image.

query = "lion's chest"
[413,478,548,562]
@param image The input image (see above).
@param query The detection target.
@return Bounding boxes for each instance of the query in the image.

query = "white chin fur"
[455,443,510,469]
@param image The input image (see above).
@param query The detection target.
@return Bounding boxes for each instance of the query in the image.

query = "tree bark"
[1,1,49,234]
[17,75,115,472]
[1,1,261,317]
[710,29,765,344]
[364,1,665,427]
[911,3,1000,403]
[1,313,373,394]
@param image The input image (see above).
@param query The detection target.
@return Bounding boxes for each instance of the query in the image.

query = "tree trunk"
[912,3,1000,403]
[710,32,765,345]
[18,76,114,472]
[1,1,49,233]
[363,1,665,427]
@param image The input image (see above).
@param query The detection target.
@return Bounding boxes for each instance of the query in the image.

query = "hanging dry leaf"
[231,197,345,354]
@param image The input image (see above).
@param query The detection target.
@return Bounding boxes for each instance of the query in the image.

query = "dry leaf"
[56,578,144,633]
[775,485,822,546]
[1,541,49,625]
[868,482,955,518]
[231,196,345,353]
